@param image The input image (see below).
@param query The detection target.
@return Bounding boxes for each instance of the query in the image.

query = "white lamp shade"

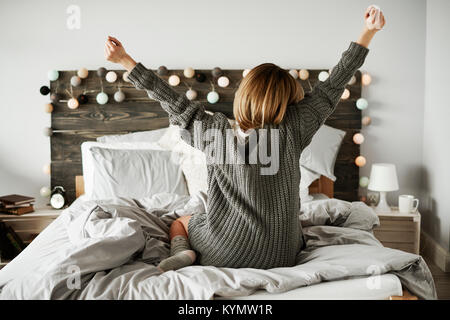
[368,163,399,192]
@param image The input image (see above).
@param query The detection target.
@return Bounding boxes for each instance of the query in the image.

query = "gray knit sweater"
[128,42,369,269]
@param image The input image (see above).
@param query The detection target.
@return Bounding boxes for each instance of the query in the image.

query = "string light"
[289,69,298,79]
[362,72,372,86]
[355,156,366,167]
[353,133,365,144]
[168,75,181,86]
[184,67,195,78]
[341,89,350,100]
[299,69,309,80]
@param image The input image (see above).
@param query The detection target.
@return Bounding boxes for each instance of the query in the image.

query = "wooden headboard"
[50,69,361,204]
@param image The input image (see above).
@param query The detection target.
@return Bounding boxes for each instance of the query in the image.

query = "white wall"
[422,0,450,251]
[0,0,426,209]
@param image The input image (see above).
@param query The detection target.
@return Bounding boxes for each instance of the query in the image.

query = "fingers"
[106,40,115,50]
[381,12,386,27]
[364,6,372,18]
[108,36,122,47]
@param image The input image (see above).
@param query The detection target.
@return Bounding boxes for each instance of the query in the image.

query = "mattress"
[216,274,402,300]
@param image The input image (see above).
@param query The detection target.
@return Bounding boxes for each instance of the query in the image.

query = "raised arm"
[104,36,230,151]
[294,8,385,149]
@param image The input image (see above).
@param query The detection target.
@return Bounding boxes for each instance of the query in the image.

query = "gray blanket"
[0,194,436,299]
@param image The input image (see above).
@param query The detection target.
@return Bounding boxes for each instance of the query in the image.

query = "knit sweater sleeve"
[292,42,369,149]
[127,63,230,151]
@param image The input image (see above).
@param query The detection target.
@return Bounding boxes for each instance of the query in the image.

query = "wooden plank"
[51,161,82,204]
[50,69,363,204]
[381,242,417,254]
[375,219,417,231]
[373,230,416,243]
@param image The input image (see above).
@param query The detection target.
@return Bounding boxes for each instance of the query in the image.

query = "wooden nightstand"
[373,207,421,254]
[0,206,63,268]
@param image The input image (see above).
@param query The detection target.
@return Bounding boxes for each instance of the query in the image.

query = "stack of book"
[0,221,25,260]
[0,194,35,215]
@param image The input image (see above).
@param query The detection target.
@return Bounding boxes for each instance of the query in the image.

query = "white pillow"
[90,147,188,200]
[81,141,164,199]
[158,126,208,195]
[300,166,321,202]
[300,125,346,181]
[96,128,168,143]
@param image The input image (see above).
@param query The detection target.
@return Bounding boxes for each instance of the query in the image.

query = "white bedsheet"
[0,194,436,300]
[217,274,402,300]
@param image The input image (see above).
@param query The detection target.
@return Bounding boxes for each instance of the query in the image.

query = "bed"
[0,172,435,299]
[0,68,436,299]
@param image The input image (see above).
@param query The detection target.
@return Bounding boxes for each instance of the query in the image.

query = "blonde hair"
[233,63,304,132]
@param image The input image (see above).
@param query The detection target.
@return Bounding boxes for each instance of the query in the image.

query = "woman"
[105,7,385,272]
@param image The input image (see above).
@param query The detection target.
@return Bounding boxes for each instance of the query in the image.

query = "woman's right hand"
[364,6,386,31]
[104,36,137,71]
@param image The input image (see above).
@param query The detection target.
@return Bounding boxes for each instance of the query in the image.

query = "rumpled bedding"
[0,194,436,299]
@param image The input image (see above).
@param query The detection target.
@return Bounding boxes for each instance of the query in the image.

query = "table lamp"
[368,163,399,213]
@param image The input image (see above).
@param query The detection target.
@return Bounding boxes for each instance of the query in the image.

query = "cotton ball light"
[217,76,230,88]
[40,86,50,96]
[50,93,60,103]
[359,176,370,188]
[212,67,223,78]
[96,92,108,105]
[195,72,206,82]
[70,75,82,87]
[186,89,197,101]
[106,71,118,83]
[289,69,298,79]
[43,127,53,137]
[183,67,195,78]
[341,89,350,100]
[299,69,309,80]
[353,133,365,144]
[168,75,180,86]
[77,68,89,79]
[242,69,251,78]
[47,70,59,81]
[97,67,107,77]
[114,90,126,102]
[207,91,219,104]
[40,186,51,198]
[122,71,130,82]
[356,98,368,110]
[362,116,372,126]
[355,156,366,167]
[44,103,53,113]
[348,75,356,85]
[78,94,88,104]
[362,73,372,86]
[157,66,168,76]
[318,71,329,82]
[42,164,51,175]
[67,98,79,109]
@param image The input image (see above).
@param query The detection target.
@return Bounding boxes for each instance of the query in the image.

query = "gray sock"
[158,250,196,272]
[170,235,191,256]
[158,235,196,272]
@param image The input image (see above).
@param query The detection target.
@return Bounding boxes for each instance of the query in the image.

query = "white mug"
[398,195,419,213]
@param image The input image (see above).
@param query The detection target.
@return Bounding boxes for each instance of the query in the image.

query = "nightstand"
[373,207,421,254]
[0,206,63,269]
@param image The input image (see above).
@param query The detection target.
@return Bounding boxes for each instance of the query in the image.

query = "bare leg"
[158,215,196,272]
